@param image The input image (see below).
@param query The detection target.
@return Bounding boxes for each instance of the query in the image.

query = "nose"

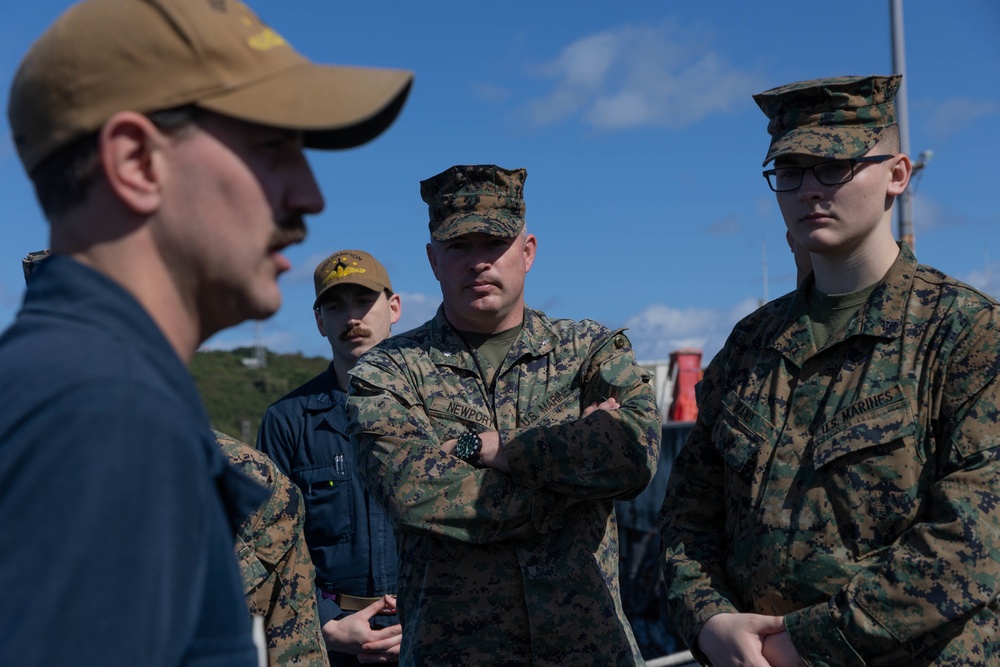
[797,168,826,202]
[468,242,498,273]
[287,151,325,215]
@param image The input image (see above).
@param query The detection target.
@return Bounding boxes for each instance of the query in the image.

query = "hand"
[761,629,805,667]
[697,612,786,667]
[322,595,402,662]
[582,396,620,418]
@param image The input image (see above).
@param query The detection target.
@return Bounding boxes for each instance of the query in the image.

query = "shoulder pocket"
[812,386,921,559]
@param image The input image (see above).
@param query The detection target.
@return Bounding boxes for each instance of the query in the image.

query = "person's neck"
[442,304,525,335]
[811,232,899,295]
[332,355,354,392]
[58,232,202,364]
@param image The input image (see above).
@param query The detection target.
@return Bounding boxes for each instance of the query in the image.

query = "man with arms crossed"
[0,0,410,664]
[659,75,1000,666]
[259,249,403,664]
[347,164,661,665]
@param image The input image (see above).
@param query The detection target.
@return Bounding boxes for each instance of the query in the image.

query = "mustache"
[270,217,307,249]
[340,326,372,341]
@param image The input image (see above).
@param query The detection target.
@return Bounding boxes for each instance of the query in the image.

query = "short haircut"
[31,105,201,219]
[878,124,901,154]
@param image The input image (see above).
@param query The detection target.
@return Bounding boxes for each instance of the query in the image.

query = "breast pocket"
[715,393,772,547]
[814,390,920,560]
[294,462,354,546]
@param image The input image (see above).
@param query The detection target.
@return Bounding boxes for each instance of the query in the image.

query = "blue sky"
[1,1,997,365]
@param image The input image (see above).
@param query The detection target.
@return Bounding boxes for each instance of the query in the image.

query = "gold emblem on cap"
[324,257,368,283]
[248,27,287,51]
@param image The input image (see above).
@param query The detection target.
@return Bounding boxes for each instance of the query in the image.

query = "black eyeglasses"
[762,155,894,192]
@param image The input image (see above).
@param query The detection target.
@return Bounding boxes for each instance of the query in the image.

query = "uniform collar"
[427,306,555,369]
[770,243,915,361]
[305,361,347,412]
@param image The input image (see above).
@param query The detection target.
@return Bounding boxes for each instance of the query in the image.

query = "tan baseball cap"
[313,249,392,309]
[8,0,414,174]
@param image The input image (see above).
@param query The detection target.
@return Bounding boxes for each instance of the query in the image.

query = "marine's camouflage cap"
[313,249,392,309]
[420,164,526,241]
[753,74,901,166]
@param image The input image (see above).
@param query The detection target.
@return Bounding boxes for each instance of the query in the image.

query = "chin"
[246,290,283,322]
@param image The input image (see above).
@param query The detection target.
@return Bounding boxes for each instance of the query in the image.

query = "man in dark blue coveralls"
[0,0,411,665]
[259,249,404,665]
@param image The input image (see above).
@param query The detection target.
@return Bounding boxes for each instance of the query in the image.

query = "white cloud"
[524,21,764,131]
[395,291,441,335]
[962,264,1000,301]
[624,297,759,364]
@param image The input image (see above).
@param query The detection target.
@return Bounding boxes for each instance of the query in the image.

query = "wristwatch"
[454,431,484,468]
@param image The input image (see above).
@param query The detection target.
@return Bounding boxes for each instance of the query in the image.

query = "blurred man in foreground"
[0,0,410,664]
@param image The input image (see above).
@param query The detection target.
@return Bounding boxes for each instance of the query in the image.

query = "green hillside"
[189,347,328,446]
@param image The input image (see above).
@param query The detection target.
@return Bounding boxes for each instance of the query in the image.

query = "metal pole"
[890,0,915,251]
[761,237,768,305]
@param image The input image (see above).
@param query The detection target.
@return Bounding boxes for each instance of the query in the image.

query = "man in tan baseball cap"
[8,0,413,175]
[260,249,403,665]
[0,1,411,665]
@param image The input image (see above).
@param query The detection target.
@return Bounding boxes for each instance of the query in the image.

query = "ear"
[388,292,402,325]
[522,233,537,274]
[314,307,327,337]
[98,111,166,216]
[886,153,912,198]
[426,242,440,280]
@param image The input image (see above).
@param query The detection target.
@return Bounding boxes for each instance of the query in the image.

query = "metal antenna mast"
[890,0,915,251]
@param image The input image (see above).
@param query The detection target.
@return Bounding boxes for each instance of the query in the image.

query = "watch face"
[456,432,481,462]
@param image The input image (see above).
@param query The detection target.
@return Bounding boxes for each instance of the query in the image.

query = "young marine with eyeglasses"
[659,75,1000,667]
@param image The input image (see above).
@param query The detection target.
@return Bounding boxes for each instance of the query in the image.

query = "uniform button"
[614,335,626,349]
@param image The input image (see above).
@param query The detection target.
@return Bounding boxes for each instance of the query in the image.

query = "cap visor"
[314,278,385,308]
[432,215,524,241]
[199,63,413,149]
[763,126,881,166]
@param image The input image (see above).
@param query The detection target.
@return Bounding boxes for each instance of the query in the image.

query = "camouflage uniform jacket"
[216,431,330,667]
[659,245,1000,666]
[347,306,661,666]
